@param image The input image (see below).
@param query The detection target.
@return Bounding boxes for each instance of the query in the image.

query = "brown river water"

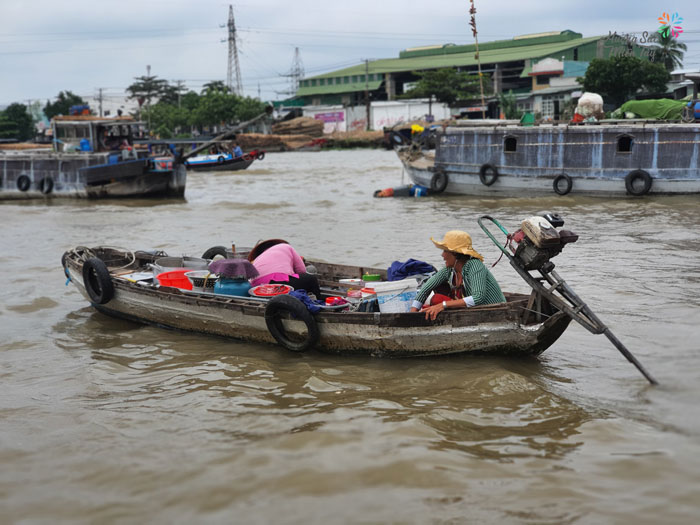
[1,149,700,524]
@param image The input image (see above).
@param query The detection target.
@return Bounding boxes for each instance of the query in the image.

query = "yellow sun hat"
[430,230,483,261]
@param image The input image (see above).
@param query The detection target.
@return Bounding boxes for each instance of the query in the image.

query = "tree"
[1,103,34,140]
[201,81,230,95]
[0,114,19,140]
[578,55,670,107]
[44,91,86,119]
[497,90,521,119]
[647,32,687,72]
[126,75,170,129]
[401,68,481,106]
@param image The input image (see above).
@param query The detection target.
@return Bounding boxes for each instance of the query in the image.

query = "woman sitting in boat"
[410,230,506,320]
[248,239,321,298]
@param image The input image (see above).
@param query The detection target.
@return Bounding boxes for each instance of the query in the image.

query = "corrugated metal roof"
[305,36,601,81]
[297,80,382,97]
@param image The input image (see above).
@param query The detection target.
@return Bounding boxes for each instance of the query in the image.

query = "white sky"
[1,0,698,107]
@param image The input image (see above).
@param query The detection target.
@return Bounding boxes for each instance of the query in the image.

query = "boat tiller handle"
[478,215,512,256]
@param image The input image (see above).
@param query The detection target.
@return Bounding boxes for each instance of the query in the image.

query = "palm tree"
[201,81,230,95]
[648,31,687,72]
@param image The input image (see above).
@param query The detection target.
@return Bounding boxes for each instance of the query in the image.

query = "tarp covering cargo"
[614,99,688,120]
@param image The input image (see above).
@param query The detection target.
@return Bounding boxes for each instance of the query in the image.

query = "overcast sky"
[2,0,698,107]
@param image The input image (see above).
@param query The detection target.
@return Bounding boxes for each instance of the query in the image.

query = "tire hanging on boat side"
[201,245,228,260]
[82,257,115,305]
[256,151,265,161]
[552,174,573,195]
[39,177,54,195]
[16,175,31,192]
[264,295,319,352]
[479,164,499,186]
[624,170,652,196]
[430,170,448,193]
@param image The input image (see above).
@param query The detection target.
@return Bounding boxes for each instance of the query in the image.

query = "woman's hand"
[423,302,445,321]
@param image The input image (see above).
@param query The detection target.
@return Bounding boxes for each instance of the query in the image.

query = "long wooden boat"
[399,120,700,197]
[184,149,264,172]
[0,116,185,200]
[61,246,570,357]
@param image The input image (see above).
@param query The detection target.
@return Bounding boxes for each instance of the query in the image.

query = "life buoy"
[17,175,31,192]
[201,245,228,260]
[256,151,265,161]
[82,257,115,304]
[552,174,573,195]
[625,170,652,196]
[430,171,448,193]
[39,177,54,195]
[479,164,499,186]
[217,156,225,164]
[264,294,319,352]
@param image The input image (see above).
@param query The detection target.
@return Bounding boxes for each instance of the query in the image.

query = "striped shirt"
[415,258,506,306]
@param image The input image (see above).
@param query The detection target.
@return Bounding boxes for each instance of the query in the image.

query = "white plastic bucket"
[372,278,418,313]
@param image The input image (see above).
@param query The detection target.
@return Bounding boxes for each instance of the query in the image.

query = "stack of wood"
[236,133,318,152]
[271,117,324,137]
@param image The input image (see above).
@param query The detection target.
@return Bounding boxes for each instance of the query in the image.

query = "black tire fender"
[265,295,319,352]
[201,245,228,260]
[256,151,265,161]
[479,164,499,186]
[552,173,573,195]
[625,170,652,196]
[391,131,405,145]
[430,170,448,193]
[82,257,115,305]
[17,174,31,192]
[217,156,225,164]
[39,177,54,195]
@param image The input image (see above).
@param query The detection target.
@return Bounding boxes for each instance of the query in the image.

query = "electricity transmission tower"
[226,4,243,95]
[278,47,304,97]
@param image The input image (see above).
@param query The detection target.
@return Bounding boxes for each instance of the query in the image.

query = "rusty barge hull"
[401,122,700,196]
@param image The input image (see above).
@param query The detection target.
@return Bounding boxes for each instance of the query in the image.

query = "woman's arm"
[288,245,307,274]
[409,267,449,312]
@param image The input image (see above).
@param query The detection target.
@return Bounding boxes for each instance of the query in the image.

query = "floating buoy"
[373,184,430,198]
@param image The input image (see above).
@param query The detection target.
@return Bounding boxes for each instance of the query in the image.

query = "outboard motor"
[514,215,578,271]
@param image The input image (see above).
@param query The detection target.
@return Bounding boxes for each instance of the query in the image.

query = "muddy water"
[1,149,699,524]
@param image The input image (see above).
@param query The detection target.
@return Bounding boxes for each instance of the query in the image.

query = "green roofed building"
[294,30,654,119]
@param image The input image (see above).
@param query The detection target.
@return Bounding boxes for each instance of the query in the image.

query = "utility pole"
[365,59,370,131]
[97,88,103,117]
[226,5,243,95]
[174,80,185,109]
[146,65,152,132]
[468,1,487,119]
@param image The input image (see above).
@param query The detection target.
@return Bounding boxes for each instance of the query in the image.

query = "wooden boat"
[61,246,570,358]
[61,214,658,383]
[184,149,265,172]
[0,116,185,200]
[398,119,700,197]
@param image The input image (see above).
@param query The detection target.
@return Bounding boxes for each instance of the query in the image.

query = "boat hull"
[0,151,186,199]
[185,156,254,172]
[64,248,571,358]
[399,122,700,196]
